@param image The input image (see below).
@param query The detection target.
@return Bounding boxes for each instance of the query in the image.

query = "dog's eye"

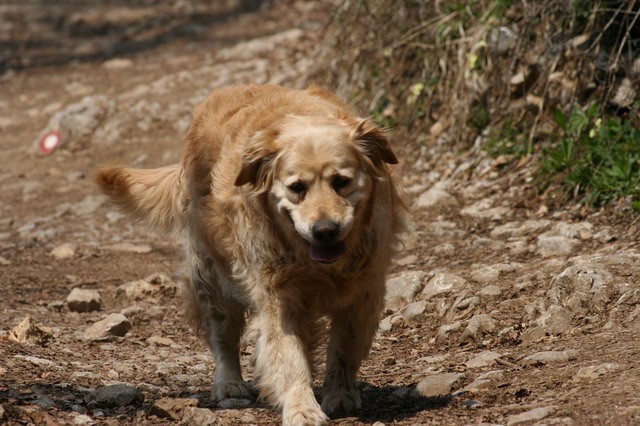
[287,181,307,195]
[332,176,351,191]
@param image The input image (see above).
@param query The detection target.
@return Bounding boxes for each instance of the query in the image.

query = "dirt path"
[2,2,640,425]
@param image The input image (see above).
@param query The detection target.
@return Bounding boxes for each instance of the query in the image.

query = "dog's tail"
[95,164,186,235]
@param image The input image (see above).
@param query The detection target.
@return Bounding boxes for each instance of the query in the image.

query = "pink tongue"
[310,242,346,263]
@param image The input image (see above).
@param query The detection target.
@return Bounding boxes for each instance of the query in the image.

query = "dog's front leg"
[322,279,385,417]
[254,305,328,426]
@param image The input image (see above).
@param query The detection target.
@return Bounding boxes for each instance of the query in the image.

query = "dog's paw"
[283,404,329,426]
[321,389,361,417]
[213,380,252,400]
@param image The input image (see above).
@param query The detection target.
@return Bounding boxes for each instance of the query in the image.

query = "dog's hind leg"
[321,277,385,417]
[186,262,250,401]
[205,297,251,400]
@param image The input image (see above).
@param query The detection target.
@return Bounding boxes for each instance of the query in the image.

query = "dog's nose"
[312,220,340,244]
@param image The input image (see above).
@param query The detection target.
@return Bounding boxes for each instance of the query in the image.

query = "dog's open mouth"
[310,242,346,264]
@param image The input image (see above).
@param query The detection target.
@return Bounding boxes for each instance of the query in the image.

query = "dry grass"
[326,0,639,147]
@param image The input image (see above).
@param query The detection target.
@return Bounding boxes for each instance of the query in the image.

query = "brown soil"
[2,1,640,425]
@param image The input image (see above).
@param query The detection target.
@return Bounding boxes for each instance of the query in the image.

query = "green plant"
[484,117,530,158]
[541,104,640,208]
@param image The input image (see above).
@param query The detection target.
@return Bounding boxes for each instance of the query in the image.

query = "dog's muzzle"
[310,220,346,264]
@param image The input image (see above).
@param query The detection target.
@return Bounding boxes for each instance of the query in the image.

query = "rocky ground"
[2,1,640,425]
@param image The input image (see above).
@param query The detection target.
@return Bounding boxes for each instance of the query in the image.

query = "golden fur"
[96,84,405,426]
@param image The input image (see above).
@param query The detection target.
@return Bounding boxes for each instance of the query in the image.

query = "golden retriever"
[96,84,405,425]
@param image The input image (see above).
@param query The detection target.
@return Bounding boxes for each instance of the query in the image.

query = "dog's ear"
[235,128,280,187]
[352,119,398,165]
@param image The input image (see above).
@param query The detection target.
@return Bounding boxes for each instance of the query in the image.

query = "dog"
[96,84,405,425]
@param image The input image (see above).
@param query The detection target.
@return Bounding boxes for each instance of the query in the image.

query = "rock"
[50,243,77,259]
[73,195,106,216]
[102,243,153,253]
[33,95,115,153]
[461,314,497,343]
[470,266,500,285]
[150,397,199,420]
[428,221,465,238]
[102,58,134,71]
[394,254,418,266]
[437,321,462,338]
[415,373,464,397]
[465,351,502,368]
[70,413,95,425]
[537,235,577,258]
[401,300,427,321]
[83,313,131,341]
[90,384,143,408]
[488,26,518,54]
[116,273,179,301]
[181,407,219,426]
[378,314,399,333]
[610,77,636,108]
[422,272,467,300]
[217,28,304,61]
[14,354,59,368]
[218,398,252,409]
[67,288,101,312]
[477,370,504,381]
[533,305,574,335]
[460,199,511,220]
[572,363,623,381]
[549,221,593,240]
[520,326,547,344]
[433,243,455,255]
[507,406,556,425]
[414,181,459,209]
[147,336,179,347]
[156,362,182,374]
[7,316,53,345]
[120,305,143,316]
[479,285,502,299]
[547,265,613,314]
[521,350,578,366]
[463,378,493,392]
[490,220,551,239]
[385,271,426,310]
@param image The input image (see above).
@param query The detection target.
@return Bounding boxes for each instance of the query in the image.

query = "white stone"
[437,321,462,338]
[521,350,578,366]
[415,373,464,397]
[465,351,502,368]
[102,243,153,253]
[507,406,556,425]
[490,220,551,239]
[422,272,467,300]
[534,305,574,335]
[50,243,77,259]
[537,235,577,258]
[402,300,427,321]
[102,58,134,70]
[84,314,131,341]
[461,314,497,343]
[414,181,459,209]
[573,363,623,381]
[385,271,426,310]
[470,266,500,284]
[479,285,502,299]
[67,288,102,313]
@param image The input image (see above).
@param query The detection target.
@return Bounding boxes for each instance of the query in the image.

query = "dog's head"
[235,115,397,265]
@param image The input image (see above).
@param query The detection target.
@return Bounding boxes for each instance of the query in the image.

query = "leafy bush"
[541,104,640,208]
